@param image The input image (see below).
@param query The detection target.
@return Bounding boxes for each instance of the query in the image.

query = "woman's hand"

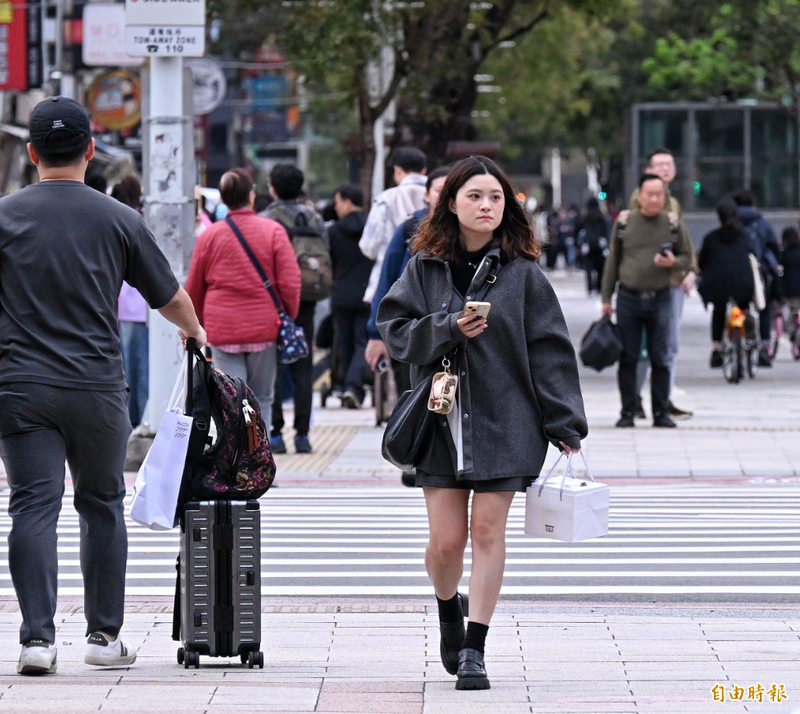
[457,313,488,338]
[559,441,579,456]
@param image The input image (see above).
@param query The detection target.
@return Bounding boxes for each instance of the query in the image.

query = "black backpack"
[269,206,333,302]
[179,346,276,510]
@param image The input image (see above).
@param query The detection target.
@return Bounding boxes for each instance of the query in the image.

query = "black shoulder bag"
[381,257,501,472]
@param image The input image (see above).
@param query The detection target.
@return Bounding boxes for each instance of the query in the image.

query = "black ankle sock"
[436,593,462,623]
[462,621,489,654]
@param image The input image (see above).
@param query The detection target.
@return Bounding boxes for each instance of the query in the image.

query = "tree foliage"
[641,0,800,114]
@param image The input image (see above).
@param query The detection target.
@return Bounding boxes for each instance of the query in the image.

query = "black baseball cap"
[29,96,92,155]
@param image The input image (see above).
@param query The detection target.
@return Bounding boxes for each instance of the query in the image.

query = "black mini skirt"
[414,471,535,493]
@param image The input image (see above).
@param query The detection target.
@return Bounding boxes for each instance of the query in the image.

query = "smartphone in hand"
[460,301,491,320]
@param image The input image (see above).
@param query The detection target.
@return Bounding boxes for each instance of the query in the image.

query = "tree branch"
[495,4,550,47]
[371,48,408,119]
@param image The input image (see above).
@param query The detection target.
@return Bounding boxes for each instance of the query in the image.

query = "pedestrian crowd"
[0,95,798,694]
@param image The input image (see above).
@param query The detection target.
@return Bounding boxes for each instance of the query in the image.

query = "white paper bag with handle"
[525,451,609,542]
[129,359,191,531]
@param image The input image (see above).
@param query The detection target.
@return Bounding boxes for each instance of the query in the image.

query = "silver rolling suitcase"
[173,500,263,668]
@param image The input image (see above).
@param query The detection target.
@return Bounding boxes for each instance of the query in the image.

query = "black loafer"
[440,593,468,675]
[616,414,634,428]
[455,647,490,690]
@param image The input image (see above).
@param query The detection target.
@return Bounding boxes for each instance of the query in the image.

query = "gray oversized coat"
[377,246,588,481]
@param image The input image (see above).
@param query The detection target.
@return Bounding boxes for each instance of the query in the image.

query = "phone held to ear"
[460,301,491,320]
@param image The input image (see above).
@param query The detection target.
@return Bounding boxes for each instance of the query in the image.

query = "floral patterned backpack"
[179,345,276,506]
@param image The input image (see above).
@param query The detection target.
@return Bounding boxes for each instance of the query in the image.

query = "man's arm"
[600,221,622,310]
[157,287,207,348]
[358,201,390,261]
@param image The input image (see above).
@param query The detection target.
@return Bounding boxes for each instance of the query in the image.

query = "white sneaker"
[84,632,137,666]
[17,639,57,675]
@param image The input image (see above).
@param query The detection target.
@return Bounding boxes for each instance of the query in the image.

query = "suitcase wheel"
[246,651,264,669]
[184,650,200,669]
[177,647,184,665]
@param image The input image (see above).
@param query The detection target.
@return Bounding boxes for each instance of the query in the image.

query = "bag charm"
[428,356,458,414]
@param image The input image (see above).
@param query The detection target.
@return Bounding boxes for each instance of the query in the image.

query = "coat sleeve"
[359,200,390,260]
[600,221,623,303]
[671,222,692,274]
[367,221,409,340]
[184,231,210,325]
[272,224,302,320]
[525,278,588,450]
[377,257,468,365]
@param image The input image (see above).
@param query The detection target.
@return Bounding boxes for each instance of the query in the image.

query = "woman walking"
[378,156,587,690]
[185,168,301,419]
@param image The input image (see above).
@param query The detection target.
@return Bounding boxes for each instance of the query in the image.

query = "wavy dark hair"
[411,155,540,262]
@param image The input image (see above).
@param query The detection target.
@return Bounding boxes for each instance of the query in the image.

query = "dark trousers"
[391,359,411,394]
[334,306,370,402]
[759,273,773,342]
[616,287,671,417]
[585,251,606,293]
[0,383,130,643]
[272,301,315,437]
[711,298,751,343]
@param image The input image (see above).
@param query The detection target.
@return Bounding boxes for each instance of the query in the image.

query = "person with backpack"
[329,184,373,409]
[733,189,781,367]
[575,197,610,294]
[0,97,206,675]
[260,164,330,454]
[186,168,302,437]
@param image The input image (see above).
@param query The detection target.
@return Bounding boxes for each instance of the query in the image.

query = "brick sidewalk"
[0,599,798,713]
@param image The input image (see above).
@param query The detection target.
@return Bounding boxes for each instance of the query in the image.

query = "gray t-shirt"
[0,180,179,390]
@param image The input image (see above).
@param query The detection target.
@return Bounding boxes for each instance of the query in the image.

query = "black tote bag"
[579,315,623,372]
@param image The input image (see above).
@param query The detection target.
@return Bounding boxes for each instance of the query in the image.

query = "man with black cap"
[0,97,207,675]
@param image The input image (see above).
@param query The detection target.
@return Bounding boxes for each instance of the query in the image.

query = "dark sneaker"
[634,396,646,420]
[667,400,693,421]
[653,413,677,428]
[616,413,635,428]
[17,639,57,675]
[758,348,772,368]
[710,349,723,368]
[340,390,362,409]
[294,434,313,453]
[84,632,137,666]
[269,435,287,454]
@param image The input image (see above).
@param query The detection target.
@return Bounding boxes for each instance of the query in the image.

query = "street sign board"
[124,0,205,27]
[83,4,142,67]
[125,25,204,56]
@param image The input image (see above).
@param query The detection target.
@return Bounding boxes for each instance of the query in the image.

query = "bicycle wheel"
[768,314,783,359]
[746,340,759,379]
[722,335,741,384]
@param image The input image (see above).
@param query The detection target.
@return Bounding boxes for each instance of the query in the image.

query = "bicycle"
[721,304,760,384]
[768,300,785,360]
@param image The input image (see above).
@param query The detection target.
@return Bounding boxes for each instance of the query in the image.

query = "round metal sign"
[87,69,142,131]
[187,57,227,115]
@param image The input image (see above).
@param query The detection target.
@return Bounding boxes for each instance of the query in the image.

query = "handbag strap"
[225,216,285,314]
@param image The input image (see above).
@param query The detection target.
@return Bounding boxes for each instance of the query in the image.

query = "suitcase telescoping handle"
[185,337,196,416]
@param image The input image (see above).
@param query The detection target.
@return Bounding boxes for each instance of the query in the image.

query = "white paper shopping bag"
[525,452,609,542]
[129,361,191,531]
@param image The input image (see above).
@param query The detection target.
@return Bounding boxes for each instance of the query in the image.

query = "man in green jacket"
[602,174,692,429]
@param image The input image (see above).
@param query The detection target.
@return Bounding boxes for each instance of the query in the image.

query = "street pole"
[140,57,195,433]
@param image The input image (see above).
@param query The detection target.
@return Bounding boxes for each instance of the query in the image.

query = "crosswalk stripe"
[0,484,797,597]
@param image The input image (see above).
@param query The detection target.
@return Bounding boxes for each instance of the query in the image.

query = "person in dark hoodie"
[779,227,800,351]
[697,198,755,367]
[329,184,373,409]
[732,189,781,366]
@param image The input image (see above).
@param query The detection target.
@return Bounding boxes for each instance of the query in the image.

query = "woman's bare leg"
[467,491,515,625]
[422,487,470,598]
